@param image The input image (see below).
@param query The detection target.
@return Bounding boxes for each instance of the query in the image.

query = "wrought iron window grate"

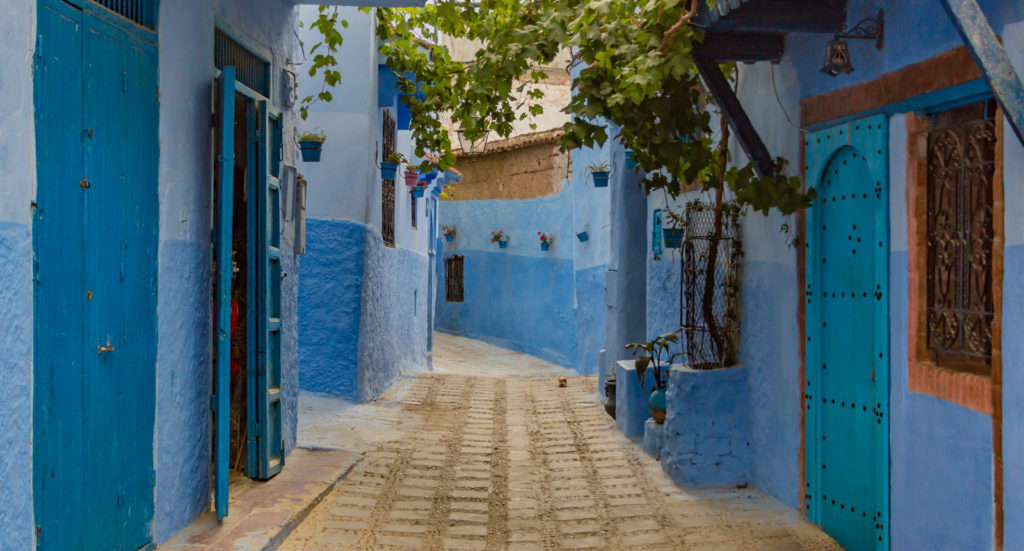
[411,191,417,228]
[381,109,397,247]
[925,100,996,373]
[679,201,743,370]
[91,0,156,28]
[445,255,465,302]
[215,29,270,98]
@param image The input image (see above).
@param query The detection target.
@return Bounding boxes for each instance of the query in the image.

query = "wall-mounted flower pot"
[625,149,636,170]
[299,141,323,162]
[663,228,683,248]
[649,386,667,424]
[576,231,589,243]
[380,162,399,180]
[498,240,508,249]
[592,171,609,188]
[412,186,425,198]
[541,242,550,251]
[404,170,420,187]
[445,234,454,242]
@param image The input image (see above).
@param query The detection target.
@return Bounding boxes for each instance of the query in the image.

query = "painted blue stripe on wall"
[1001,244,1024,545]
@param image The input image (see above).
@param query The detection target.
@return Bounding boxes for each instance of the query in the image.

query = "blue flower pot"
[498,240,508,249]
[625,149,636,170]
[649,386,667,424]
[576,231,588,243]
[299,141,323,162]
[412,186,425,198]
[541,242,550,251]
[663,228,683,249]
[592,171,609,188]
[445,234,454,242]
[380,162,399,180]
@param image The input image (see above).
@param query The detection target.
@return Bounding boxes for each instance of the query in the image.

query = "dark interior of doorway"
[229,92,249,473]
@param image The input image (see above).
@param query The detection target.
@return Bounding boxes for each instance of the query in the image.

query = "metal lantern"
[821,9,885,77]
[456,124,488,156]
[821,39,854,76]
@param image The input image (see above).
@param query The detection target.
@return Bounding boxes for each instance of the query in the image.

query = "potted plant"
[576,230,589,243]
[538,232,552,251]
[412,184,426,198]
[298,128,326,162]
[604,364,617,419]
[626,332,681,424]
[588,162,610,187]
[662,208,684,249]
[442,225,456,242]
[491,230,508,249]
[404,168,420,187]
[381,152,406,180]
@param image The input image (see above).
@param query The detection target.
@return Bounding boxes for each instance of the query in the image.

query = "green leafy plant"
[587,162,610,173]
[537,232,552,244]
[442,224,456,238]
[383,151,407,165]
[490,230,505,243]
[298,128,326,143]
[626,332,680,391]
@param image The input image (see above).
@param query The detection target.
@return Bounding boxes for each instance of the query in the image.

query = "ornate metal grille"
[679,201,743,369]
[445,255,465,302]
[381,109,397,247]
[926,100,996,373]
[411,191,417,228]
[214,29,270,98]
[91,0,156,29]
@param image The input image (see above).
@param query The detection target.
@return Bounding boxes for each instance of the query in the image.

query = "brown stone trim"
[455,128,565,157]
[904,111,1003,416]
[801,46,983,128]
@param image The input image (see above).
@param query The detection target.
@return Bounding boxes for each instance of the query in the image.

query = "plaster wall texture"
[661,365,751,488]
[451,143,568,200]
[614,361,652,441]
[642,418,665,459]
[0,2,35,547]
[154,0,303,543]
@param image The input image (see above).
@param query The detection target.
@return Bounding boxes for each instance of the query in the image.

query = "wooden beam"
[706,1,846,34]
[693,47,775,177]
[940,0,1024,147]
[700,33,785,63]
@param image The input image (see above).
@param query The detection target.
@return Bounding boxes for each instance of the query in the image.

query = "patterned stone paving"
[280,374,840,550]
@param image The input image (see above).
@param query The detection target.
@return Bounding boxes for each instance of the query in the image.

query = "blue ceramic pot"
[625,149,636,170]
[380,162,399,180]
[649,386,667,424]
[576,231,588,242]
[445,234,454,242]
[299,141,323,162]
[592,171,609,188]
[663,228,683,248]
[498,240,508,249]
[412,186,425,198]
[541,242,550,251]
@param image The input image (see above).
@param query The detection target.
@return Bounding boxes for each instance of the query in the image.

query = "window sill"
[908,360,992,414]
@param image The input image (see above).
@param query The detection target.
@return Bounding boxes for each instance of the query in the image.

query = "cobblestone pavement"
[281,374,840,550]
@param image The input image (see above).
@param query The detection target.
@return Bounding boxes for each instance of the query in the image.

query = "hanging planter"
[442,225,456,242]
[412,185,426,198]
[404,170,420,187]
[491,230,508,249]
[538,232,552,251]
[298,128,326,163]
[381,152,406,181]
[663,228,683,248]
[587,161,611,188]
[625,149,636,170]
[576,231,589,243]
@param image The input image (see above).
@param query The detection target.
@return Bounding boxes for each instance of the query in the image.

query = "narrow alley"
[279,334,838,550]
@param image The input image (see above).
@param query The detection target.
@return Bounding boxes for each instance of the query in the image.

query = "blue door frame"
[33,0,159,547]
[804,115,890,551]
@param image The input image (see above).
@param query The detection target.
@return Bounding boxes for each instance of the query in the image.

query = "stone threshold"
[158,448,361,551]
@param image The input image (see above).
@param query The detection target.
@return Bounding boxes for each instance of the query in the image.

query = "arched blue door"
[805,116,890,551]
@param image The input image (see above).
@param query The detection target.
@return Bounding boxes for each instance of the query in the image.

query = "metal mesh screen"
[445,255,464,302]
[680,201,743,369]
[91,0,156,28]
[215,29,270,98]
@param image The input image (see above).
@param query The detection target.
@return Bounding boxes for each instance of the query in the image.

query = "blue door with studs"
[33,0,158,548]
[804,115,890,551]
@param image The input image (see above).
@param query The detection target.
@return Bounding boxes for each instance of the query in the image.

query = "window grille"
[926,100,996,374]
[445,255,465,302]
[381,109,397,247]
[411,192,417,228]
[215,29,270,98]
[91,0,155,29]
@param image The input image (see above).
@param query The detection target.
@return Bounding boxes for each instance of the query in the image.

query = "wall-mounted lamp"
[456,123,488,156]
[822,9,885,76]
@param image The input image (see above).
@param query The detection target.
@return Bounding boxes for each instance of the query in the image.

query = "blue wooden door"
[247,100,284,479]
[805,116,889,551]
[34,0,158,548]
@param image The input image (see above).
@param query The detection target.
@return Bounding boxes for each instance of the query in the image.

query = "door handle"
[97,339,115,355]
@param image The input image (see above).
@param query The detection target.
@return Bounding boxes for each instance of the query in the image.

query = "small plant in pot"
[588,162,610,188]
[538,232,552,251]
[442,225,456,242]
[380,152,406,180]
[662,208,684,249]
[298,128,326,162]
[491,230,508,248]
[604,364,617,419]
[626,332,681,424]
[404,168,420,187]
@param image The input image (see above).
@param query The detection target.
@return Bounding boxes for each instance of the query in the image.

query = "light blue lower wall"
[573,265,607,375]
[740,260,802,509]
[298,219,365,401]
[298,218,428,403]
[436,250,578,367]
[1001,245,1024,545]
[0,222,32,550]
[889,251,994,551]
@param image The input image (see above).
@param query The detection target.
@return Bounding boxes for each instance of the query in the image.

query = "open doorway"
[228,92,253,475]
